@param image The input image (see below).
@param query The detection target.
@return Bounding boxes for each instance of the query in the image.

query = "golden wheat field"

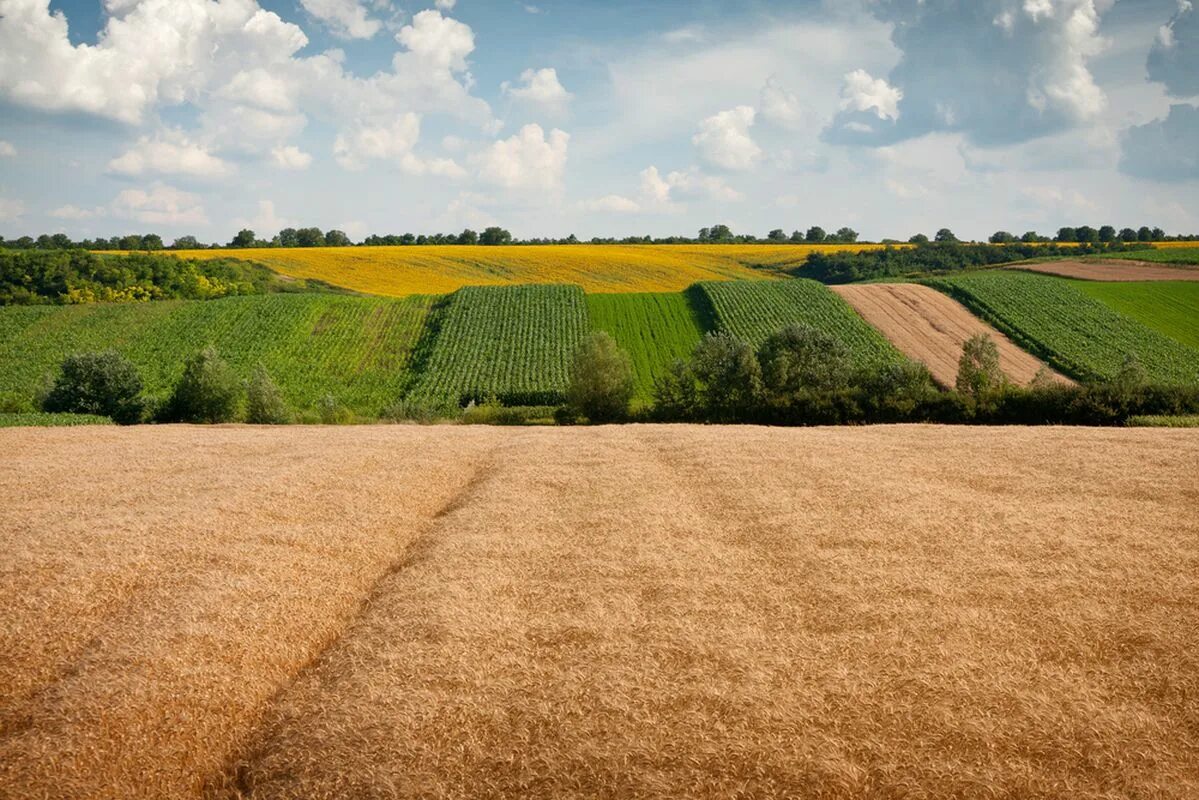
[168,244,893,296]
[2,424,1198,799]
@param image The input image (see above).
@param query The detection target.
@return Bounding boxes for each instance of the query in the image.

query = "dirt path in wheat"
[832,283,1069,387]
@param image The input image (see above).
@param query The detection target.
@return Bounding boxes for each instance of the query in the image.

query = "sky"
[0,0,1196,243]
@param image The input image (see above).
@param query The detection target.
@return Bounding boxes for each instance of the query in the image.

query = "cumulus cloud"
[300,0,383,40]
[109,184,208,226]
[476,124,569,191]
[692,106,761,171]
[584,195,642,213]
[50,205,106,220]
[1147,0,1198,97]
[233,200,295,234]
[758,76,804,131]
[501,68,572,116]
[1119,103,1199,182]
[587,165,742,215]
[0,141,15,157]
[107,130,234,179]
[334,115,466,177]
[826,0,1113,147]
[270,145,313,170]
[435,0,457,9]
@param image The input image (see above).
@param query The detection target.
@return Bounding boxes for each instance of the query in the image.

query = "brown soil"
[1011,260,1199,281]
[832,283,1069,387]
[2,425,1198,799]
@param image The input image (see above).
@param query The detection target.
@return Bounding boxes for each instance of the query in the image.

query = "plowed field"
[1012,260,1199,281]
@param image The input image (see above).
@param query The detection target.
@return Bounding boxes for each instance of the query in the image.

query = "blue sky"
[0,0,1196,243]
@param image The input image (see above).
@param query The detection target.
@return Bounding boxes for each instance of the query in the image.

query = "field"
[412,284,589,405]
[167,244,893,296]
[1071,281,1199,351]
[831,283,1066,387]
[699,279,902,368]
[930,270,1199,384]
[587,292,707,403]
[0,294,434,415]
[1,424,1197,799]
[1104,246,1199,264]
[0,412,112,427]
[1013,260,1199,281]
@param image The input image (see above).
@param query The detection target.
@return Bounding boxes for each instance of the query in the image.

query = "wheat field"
[1,424,1197,799]
[167,244,892,296]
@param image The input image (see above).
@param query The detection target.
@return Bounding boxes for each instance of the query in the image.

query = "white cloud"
[0,141,15,157]
[590,165,741,215]
[758,76,804,131]
[440,192,499,231]
[840,69,902,121]
[50,205,106,220]
[110,184,208,226]
[396,10,474,73]
[501,68,572,115]
[270,145,313,170]
[333,115,465,177]
[234,200,295,234]
[477,124,569,191]
[435,0,457,9]
[300,0,383,40]
[662,167,742,202]
[692,106,761,171]
[0,196,25,221]
[107,131,234,180]
[584,194,641,213]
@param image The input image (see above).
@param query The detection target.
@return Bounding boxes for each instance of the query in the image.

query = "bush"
[688,332,762,422]
[380,398,459,424]
[566,332,635,422]
[0,391,32,414]
[41,350,145,424]
[165,347,242,423]
[317,393,353,425]
[758,324,853,404]
[956,334,1005,400]
[245,365,290,424]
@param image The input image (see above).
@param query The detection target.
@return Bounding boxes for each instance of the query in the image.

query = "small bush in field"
[246,365,290,424]
[317,394,353,425]
[42,351,146,424]
[956,334,1004,400]
[567,332,634,422]
[166,347,242,423]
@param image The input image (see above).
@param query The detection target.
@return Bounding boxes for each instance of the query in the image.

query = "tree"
[935,228,958,243]
[172,235,199,250]
[230,229,256,248]
[956,334,1004,400]
[833,227,859,243]
[324,229,351,247]
[480,226,512,245]
[1137,226,1153,242]
[708,224,733,241]
[805,226,826,243]
[1119,228,1139,242]
[166,347,242,423]
[119,234,143,251]
[141,234,164,251]
[789,230,805,243]
[767,228,787,242]
[1021,231,1041,243]
[758,325,852,404]
[1098,225,1116,243]
[566,332,635,422]
[42,351,146,424]
[989,231,1016,243]
[245,365,290,424]
[296,227,326,247]
[1151,227,1165,241]
[1055,227,1077,243]
[688,332,762,421]
[457,228,479,245]
[278,228,300,247]
[50,233,73,249]
[909,233,930,244]
[1075,225,1098,244]
[697,227,711,242]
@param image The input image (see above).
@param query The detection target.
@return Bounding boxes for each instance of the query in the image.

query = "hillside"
[2,425,1197,799]
[167,244,891,296]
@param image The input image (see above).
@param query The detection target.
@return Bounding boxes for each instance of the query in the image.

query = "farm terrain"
[1,424,1197,799]
[1013,260,1199,281]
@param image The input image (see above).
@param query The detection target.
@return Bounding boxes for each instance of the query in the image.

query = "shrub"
[166,347,242,423]
[688,332,762,422]
[380,398,458,424]
[651,359,700,421]
[0,391,32,414]
[956,334,1004,399]
[317,393,353,425]
[41,350,146,424]
[245,365,290,424]
[566,332,635,422]
[758,324,853,404]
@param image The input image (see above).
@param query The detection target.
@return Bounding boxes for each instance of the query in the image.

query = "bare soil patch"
[2,425,1198,799]
[1011,260,1199,281]
[832,283,1068,386]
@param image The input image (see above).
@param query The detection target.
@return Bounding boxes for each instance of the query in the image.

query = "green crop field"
[0,293,435,414]
[697,279,902,368]
[0,412,114,427]
[931,271,1199,384]
[587,292,708,403]
[412,284,588,406]
[1103,248,1199,265]
[1070,281,1199,351]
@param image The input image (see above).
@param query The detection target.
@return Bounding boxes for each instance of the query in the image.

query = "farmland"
[0,294,434,414]
[2,424,1198,799]
[930,271,1199,384]
[167,244,892,296]
[699,279,903,368]
[587,292,708,403]
[412,284,589,405]
[1103,246,1199,264]
[1012,260,1199,281]
[1071,281,1199,351]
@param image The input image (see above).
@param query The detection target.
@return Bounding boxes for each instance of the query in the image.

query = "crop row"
[929,271,1199,384]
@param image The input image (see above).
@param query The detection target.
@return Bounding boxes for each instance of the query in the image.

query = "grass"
[930,270,1199,384]
[0,293,435,415]
[411,284,589,406]
[2,425,1198,799]
[1069,280,1199,350]
[698,279,903,368]
[1127,414,1199,427]
[1102,247,1199,264]
[164,244,898,296]
[587,292,708,404]
[0,412,113,427]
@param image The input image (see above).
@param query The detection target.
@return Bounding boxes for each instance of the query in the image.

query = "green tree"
[325,229,351,246]
[457,228,479,245]
[278,228,300,247]
[789,230,805,243]
[1137,226,1153,242]
[1098,225,1116,243]
[296,227,326,247]
[566,332,635,422]
[166,347,242,423]
[758,324,852,403]
[172,235,199,250]
[805,226,826,243]
[1119,228,1139,242]
[935,228,958,243]
[909,233,930,244]
[480,226,512,245]
[989,231,1016,243]
[689,332,762,421]
[767,228,787,242]
[119,234,143,251]
[708,224,733,241]
[956,334,1004,399]
[229,229,256,248]
[1075,225,1099,244]
[245,365,290,424]
[833,227,859,243]
[42,351,146,424]
[141,234,164,250]
[1021,231,1041,243]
